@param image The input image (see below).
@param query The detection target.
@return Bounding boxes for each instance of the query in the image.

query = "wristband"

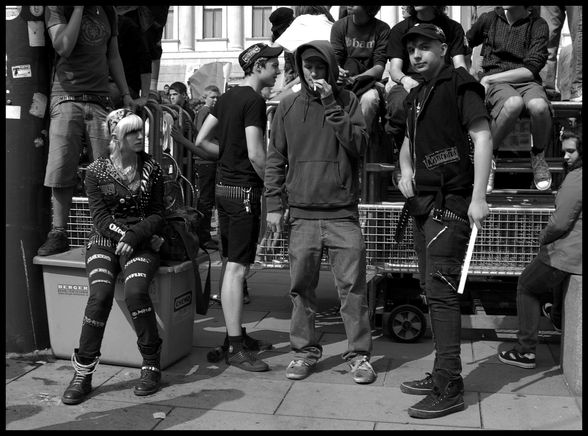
[397,75,407,85]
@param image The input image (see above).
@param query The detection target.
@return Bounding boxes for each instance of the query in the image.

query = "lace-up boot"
[134,352,161,396]
[62,350,99,405]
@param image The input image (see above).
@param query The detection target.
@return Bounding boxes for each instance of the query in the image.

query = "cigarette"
[313,83,317,91]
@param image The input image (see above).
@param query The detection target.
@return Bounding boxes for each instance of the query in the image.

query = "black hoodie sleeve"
[265,102,288,214]
[320,90,368,160]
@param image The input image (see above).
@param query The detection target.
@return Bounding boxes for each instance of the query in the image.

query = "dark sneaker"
[486,158,496,194]
[530,150,552,191]
[407,379,465,419]
[38,229,69,256]
[226,347,269,372]
[401,372,434,395]
[242,329,273,351]
[286,359,315,380]
[498,348,536,369]
[133,366,161,396]
[542,303,562,332]
[349,356,376,384]
[206,346,226,363]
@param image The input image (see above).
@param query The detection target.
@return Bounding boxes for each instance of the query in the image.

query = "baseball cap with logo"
[402,23,446,44]
[238,43,284,71]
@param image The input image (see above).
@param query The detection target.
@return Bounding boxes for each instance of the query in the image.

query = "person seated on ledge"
[61,109,166,405]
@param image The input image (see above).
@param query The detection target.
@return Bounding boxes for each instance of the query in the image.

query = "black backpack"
[159,151,211,316]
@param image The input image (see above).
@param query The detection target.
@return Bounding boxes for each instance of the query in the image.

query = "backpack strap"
[173,221,211,316]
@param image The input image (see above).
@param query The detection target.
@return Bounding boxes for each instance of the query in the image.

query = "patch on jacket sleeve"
[100,183,116,195]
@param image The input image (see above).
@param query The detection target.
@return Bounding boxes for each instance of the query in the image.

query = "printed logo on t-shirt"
[345,36,375,49]
[79,13,109,47]
[423,146,459,169]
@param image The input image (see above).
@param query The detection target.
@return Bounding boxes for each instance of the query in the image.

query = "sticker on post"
[28,20,45,47]
[29,92,47,118]
[6,105,21,120]
[6,6,22,20]
[12,65,32,79]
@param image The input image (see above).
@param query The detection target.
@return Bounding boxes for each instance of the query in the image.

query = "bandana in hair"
[106,108,134,135]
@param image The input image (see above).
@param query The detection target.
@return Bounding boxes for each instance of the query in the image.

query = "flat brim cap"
[239,43,284,70]
[401,23,446,44]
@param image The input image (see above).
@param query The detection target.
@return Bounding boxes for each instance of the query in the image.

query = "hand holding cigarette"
[311,79,332,98]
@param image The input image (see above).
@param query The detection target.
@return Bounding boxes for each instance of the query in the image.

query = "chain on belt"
[215,183,263,214]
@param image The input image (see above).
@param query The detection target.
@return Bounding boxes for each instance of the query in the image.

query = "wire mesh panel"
[357,203,554,276]
[470,206,552,275]
[68,197,554,276]
[67,196,92,248]
[254,227,330,269]
[359,203,419,272]
[255,228,290,268]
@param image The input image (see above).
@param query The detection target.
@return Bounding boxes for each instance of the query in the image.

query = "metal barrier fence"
[67,100,556,278]
[253,202,554,276]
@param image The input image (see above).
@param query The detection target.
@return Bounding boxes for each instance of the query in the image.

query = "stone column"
[227,5,244,50]
[179,6,195,51]
[562,275,582,396]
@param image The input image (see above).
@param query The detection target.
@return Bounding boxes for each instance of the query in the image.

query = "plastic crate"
[33,247,195,369]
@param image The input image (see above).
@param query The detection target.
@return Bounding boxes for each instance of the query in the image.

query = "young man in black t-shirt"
[385,6,468,150]
[397,24,492,419]
[194,43,283,372]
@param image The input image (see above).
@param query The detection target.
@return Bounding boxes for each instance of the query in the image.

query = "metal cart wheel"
[386,304,426,343]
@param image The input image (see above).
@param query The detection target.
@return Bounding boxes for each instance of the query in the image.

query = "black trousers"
[77,244,162,361]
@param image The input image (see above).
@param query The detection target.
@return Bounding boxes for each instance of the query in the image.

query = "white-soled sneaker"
[349,356,376,384]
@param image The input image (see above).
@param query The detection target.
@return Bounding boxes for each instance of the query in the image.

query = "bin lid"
[33,247,86,268]
[33,247,205,273]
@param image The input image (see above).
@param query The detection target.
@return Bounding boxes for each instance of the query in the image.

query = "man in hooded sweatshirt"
[264,40,376,385]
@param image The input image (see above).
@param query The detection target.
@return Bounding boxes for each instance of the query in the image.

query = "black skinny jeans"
[413,213,470,386]
[77,244,162,361]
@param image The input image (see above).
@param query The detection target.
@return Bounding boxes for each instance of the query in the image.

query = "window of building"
[252,6,271,38]
[203,7,222,39]
[163,7,174,39]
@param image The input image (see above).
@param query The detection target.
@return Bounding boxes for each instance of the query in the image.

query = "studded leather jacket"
[84,152,164,250]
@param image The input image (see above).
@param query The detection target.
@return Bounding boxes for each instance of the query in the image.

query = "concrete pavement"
[5,259,582,430]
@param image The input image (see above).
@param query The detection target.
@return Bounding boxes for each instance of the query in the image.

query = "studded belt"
[215,183,263,200]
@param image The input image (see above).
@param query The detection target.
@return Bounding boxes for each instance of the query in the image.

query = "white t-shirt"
[275,14,333,52]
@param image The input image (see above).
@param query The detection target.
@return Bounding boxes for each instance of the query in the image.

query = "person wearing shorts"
[39,6,135,256]
[466,6,552,193]
[194,43,283,372]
